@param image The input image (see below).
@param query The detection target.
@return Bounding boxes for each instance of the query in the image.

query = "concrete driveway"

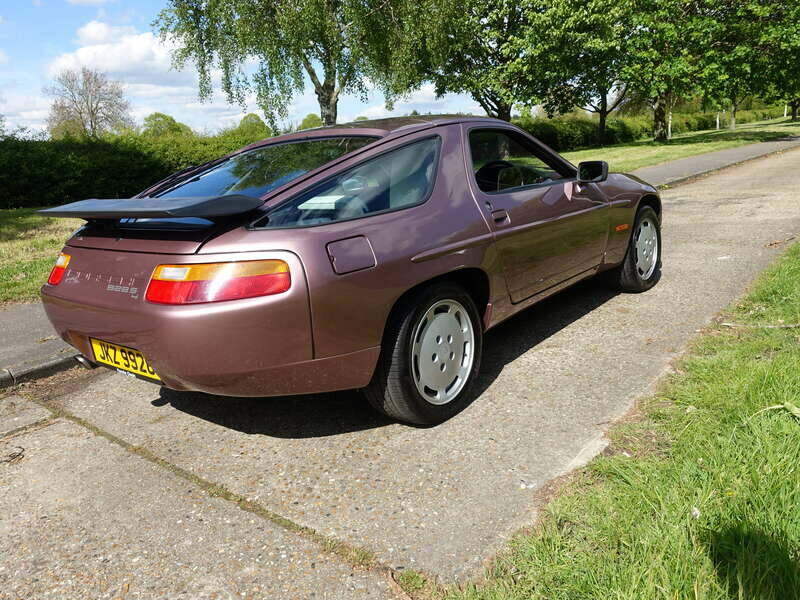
[2,149,800,598]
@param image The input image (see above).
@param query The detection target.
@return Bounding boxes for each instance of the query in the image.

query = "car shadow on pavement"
[473,280,618,398]
[156,279,618,438]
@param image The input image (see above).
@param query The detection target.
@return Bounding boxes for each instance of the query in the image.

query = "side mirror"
[577,161,609,183]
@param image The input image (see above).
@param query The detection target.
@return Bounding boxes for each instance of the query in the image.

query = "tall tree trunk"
[729,95,738,130]
[653,93,668,142]
[791,100,800,122]
[473,91,513,122]
[318,95,338,126]
[316,83,339,126]
[597,93,608,145]
[495,101,512,122]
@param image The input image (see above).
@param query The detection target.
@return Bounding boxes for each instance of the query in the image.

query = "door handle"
[491,209,510,225]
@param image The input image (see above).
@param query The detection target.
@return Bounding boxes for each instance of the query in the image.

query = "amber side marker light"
[47,252,71,285]
[145,260,291,305]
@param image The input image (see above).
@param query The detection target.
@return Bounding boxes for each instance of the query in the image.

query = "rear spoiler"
[38,195,264,220]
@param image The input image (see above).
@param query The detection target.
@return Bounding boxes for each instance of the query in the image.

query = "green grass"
[0,208,82,303]
[414,242,800,600]
[563,118,800,172]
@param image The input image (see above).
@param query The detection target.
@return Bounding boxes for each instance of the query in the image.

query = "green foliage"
[298,113,324,130]
[142,112,194,137]
[231,113,271,140]
[0,124,273,210]
[374,0,531,120]
[154,0,400,126]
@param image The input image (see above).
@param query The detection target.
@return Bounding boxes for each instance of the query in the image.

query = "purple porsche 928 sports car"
[40,115,661,425]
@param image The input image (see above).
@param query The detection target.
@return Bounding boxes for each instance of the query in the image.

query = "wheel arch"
[638,193,661,217]
[384,267,491,337]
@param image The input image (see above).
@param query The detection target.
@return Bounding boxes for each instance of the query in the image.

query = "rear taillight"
[47,252,71,285]
[145,259,291,305]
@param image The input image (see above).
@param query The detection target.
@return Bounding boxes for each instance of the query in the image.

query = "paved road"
[2,148,800,597]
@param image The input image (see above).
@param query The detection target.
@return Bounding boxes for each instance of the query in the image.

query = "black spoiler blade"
[37,195,264,220]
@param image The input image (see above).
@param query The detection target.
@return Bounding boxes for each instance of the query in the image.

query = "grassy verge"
[563,117,800,172]
[401,241,800,599]
[0,208,82,304]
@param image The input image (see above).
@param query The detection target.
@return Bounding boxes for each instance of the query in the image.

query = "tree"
[692,1,775,130]
[353,115,368,121]
[374,0,533,121]
[46,67,133,138]
[617,0,702,142]
[299,113,324,130]
[155,0,397,127]
[142,112,194,137]
[510,0,631,142]
[755,0,800,122]
[234,113,271,139]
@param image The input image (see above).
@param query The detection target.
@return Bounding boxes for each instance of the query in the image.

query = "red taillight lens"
[145,260,291,305]
[47,253,71,285]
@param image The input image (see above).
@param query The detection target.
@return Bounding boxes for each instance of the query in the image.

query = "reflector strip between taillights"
[47,252,71,285]
[145,259,290,304]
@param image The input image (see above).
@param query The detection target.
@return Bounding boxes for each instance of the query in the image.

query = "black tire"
[604,205,662,293]
[364,283,483,426]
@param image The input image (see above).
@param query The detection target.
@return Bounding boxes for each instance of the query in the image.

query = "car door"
[465,126,609,303]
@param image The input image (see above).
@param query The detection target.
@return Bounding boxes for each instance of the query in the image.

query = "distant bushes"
[513,106,785,152]
[0,131,261,210]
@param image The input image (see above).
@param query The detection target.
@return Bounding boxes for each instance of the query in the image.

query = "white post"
[785,104,788,118]
[716,111,720,130]
[667,111,672,140]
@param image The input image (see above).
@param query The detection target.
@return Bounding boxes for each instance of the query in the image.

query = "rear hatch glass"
[67,135,378,253]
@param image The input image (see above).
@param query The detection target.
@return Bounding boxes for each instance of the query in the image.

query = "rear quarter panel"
[199,123,499,359]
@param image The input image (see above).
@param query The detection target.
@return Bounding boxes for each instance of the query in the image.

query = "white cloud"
[0,90,51,131]
[0,50,8,65]
[67,0,112,5]
[75,20,135,45]
[49,30,191,86]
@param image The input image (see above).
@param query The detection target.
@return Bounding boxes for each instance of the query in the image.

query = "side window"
[469,129,564,193]
[263,137,439,228]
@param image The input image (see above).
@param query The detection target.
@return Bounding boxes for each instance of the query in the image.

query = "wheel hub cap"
[411,299,475,405]
[634,216,658,279]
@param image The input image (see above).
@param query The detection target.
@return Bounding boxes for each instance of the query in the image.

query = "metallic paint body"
[41,116,659,397]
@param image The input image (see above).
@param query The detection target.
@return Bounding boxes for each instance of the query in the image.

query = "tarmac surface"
[2,147,800,597]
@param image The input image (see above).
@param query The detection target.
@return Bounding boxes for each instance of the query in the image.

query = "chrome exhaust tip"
[75,355,97,370]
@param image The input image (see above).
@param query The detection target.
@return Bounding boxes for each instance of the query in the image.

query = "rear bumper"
[40,247,379,397]
[42,291,380,396]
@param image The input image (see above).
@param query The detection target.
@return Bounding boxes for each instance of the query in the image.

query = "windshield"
[155,136,378,199]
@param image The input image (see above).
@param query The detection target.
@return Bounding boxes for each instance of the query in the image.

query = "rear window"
[260,137,439,229]
[156,136,378,199]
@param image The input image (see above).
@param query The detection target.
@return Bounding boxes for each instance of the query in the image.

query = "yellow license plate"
[90,338,160,381]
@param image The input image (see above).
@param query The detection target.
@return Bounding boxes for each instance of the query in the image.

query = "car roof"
[242,114,507,151]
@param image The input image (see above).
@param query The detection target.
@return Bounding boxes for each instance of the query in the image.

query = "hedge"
[0,132,262,210]
[0,106,786,209]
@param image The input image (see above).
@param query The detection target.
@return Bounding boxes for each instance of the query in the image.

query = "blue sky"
[0,0,482,133]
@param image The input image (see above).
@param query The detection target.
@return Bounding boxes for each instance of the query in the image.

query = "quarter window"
[262,137,439,228]
[469,130,565,193]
